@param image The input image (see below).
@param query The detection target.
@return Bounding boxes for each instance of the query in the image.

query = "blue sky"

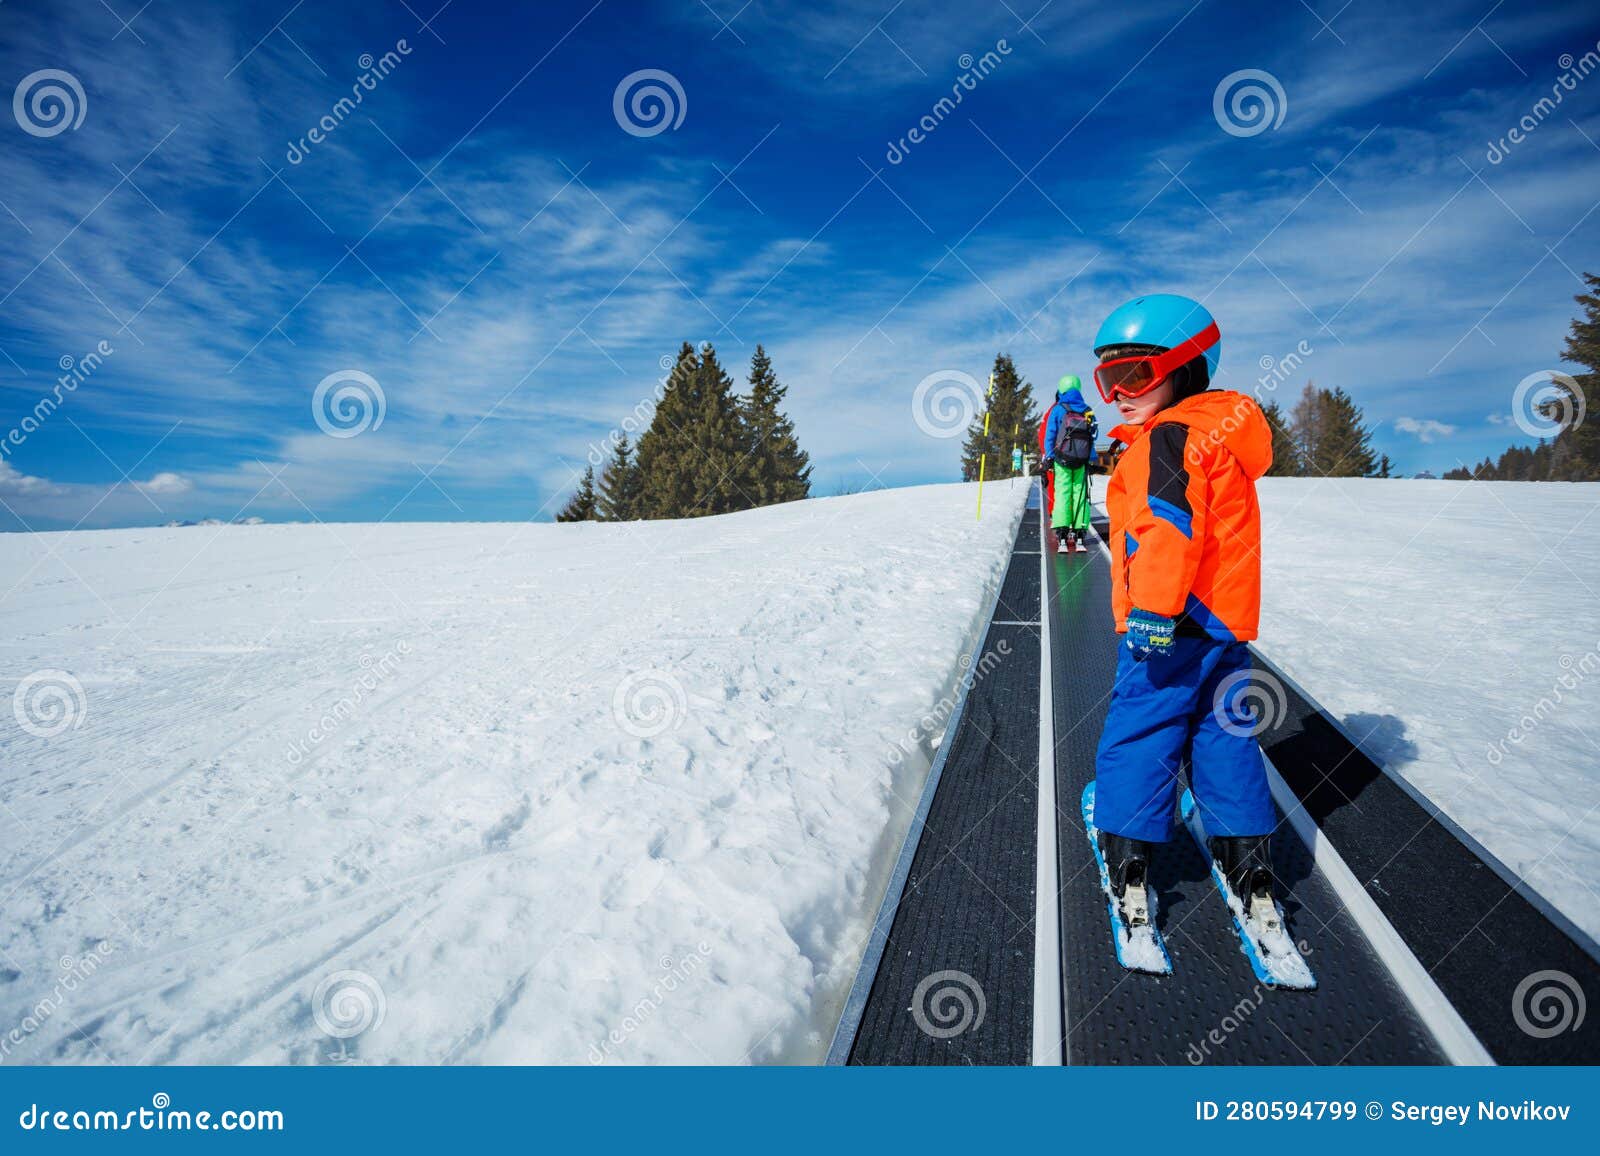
[1,0,1598,528]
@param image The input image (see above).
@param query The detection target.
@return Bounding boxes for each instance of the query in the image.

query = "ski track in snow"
[1250,478,1600,945]
[0,483,1025,1064]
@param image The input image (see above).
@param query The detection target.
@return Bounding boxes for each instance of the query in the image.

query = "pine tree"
[632,342,760,518]
[1377,453,1393,478]
[1431,275,1600,482]
[1292,382,1379,477]
[741,345,812,504]
[1260,398,1302,476]
[633,343,700,519]
[596,434,642,521]
[682,343,762,516]
[1555,271,1600,480]
[960,353,1041,482]
[555,465,598,522]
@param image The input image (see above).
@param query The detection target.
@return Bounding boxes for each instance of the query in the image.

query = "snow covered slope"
[1254,479,1600,945]
[0,482,1025,1064]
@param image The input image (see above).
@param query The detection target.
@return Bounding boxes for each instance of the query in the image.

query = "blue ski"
[1179,789,1316,991]
[1082,782,1172,975]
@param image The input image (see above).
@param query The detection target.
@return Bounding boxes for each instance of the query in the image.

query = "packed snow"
[0,482,1026,1064]
[1252,479,1600,945]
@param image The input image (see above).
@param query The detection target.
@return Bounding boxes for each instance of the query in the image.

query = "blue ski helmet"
[1093,294,1221,380]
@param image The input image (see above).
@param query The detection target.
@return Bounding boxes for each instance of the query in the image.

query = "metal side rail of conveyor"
[826,487,1044,1065]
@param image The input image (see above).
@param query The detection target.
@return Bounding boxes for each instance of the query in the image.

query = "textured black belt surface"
[848,516,1042,1065]
[1256,654,1600,1064]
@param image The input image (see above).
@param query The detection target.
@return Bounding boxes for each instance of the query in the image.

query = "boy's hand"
[1125,608,1176,656]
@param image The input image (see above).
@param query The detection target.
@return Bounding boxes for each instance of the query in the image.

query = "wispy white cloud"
[1395,417,1458,442]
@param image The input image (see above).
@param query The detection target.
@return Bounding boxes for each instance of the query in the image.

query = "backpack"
[1052,407,1096,466]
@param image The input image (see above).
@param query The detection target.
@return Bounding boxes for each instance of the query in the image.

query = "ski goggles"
[1093,321,1220,403]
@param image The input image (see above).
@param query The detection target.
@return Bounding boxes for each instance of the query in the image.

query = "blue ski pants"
[1093,637,1276,843]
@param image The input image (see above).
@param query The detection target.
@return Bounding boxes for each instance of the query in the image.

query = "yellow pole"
[977,372,995,520]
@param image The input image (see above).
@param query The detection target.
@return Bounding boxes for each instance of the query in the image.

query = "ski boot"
[1097,831,1154,928]
[1074,532,1089,553]
[1209,835,1280,933]
[1056,531,1073,554]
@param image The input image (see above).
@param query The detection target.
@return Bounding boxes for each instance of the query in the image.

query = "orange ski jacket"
[1106,390,1272,641]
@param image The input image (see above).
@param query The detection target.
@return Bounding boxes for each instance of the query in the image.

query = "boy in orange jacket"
[1088,294,1279,929]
